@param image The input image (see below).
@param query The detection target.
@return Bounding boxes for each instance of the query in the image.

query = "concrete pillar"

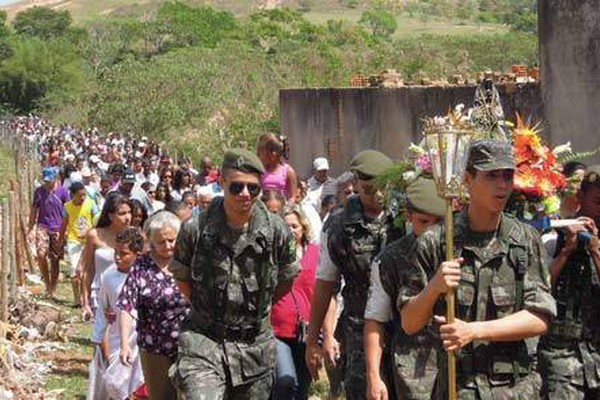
[539,0,600,157]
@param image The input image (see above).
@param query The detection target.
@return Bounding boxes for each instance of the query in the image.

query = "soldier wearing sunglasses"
[306,150,404,399]
[169,148,300,399]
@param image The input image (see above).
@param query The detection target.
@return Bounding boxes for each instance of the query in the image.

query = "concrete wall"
[539,0,600,160]
[281,83,542,177]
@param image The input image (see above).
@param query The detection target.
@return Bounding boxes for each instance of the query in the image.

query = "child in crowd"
[59,181,99,307]
[88,228,145,400]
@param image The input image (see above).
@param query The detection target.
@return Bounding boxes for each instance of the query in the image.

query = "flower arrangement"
[508,115,567,223]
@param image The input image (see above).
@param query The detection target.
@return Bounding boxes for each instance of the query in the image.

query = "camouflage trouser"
[457,371,542,400]
[343,322,395,400]
[539,340,600,400]
[392,344,439,400]
[170,330,274,400]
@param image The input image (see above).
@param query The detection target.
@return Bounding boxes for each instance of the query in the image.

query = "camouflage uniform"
[320,194,403,399]
[538,231,600,399]
[169,197,299,399]
[396,210,556,399]
[373,232,442,400]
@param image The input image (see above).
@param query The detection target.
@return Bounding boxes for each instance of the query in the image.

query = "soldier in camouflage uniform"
[396,139,556,399]
[539,165,600,399]
[305,150,404,400]
[364,177,446,400]
[169,148,300,399]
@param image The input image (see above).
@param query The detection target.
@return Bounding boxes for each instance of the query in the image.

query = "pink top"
[261,162,290,199]
[271,243,320,339]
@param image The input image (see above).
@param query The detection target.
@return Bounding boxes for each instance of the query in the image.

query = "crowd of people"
[11,112,600,400]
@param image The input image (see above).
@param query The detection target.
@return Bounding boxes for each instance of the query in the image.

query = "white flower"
[402,171,417,182]
[552,142,572,156]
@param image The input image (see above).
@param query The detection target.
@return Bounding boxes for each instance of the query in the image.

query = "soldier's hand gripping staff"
[539,166,600,399]
[397,140,556,399]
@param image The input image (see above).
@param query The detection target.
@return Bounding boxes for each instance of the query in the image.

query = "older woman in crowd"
[271,204,320,399]
[117,211,189,400]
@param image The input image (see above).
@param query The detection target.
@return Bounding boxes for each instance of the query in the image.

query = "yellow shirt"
[63,198,99,243]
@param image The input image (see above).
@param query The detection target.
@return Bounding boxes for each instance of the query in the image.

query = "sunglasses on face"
[229,181,261,197]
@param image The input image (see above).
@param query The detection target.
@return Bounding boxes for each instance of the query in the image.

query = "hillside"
[2,0,509,37]
[0,1,537,160]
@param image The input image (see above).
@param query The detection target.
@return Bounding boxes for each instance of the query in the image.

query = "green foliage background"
[0,1,538,159]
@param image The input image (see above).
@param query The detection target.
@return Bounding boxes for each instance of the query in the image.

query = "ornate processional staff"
[422,111,478,400]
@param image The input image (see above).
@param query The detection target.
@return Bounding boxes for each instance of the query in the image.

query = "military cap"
[467,139,515,171]
[406,177,445,217]
[349,150,393,179]
[222,148,265,175]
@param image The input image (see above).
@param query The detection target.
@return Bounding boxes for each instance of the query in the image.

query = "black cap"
[122,168,136,183]
[468,139,515,171]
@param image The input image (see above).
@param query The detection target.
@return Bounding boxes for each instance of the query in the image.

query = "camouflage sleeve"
[274,219,300,284]
[169,215,199,282]
[523,227,557,319]
[397,231,438,311]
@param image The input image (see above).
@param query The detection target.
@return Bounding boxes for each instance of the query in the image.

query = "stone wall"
[280,83,542,177]
[539,0,600,161]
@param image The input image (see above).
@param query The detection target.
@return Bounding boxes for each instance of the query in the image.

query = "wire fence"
[0,121,40,323]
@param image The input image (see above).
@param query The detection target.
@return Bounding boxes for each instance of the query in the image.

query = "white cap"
[89,155,100,164]
[81,167,92,178]
[313,157,329,171]
[69,171,83,183]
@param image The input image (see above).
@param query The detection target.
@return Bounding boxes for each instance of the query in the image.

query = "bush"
[13,6,73,39]
[359,8,398,38]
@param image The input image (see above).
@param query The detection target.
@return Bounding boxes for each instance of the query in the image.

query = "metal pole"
[445,198,457,400]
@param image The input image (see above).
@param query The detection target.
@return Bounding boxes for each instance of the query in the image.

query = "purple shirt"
[33,185,70,232]
[117,254,189,359]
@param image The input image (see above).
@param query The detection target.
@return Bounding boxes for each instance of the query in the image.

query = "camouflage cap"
[406,177,446,217]
[349,150,393,179]
[222,148,265,175]
[467,139,515,171]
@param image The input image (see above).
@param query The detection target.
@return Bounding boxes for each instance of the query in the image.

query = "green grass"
[34,264,93,399]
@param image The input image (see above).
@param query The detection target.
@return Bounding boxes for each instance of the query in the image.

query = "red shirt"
[271,243,320,339]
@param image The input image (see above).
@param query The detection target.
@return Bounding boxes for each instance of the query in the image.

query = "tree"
[0,37,83,112]
[12,6,72,39]
[359,8,398,38]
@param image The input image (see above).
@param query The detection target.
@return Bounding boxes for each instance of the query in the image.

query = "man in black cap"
[116,168,153,213]
[305,149,404,399]
[397,139,556,399]
[169,148,299,399]
[364,177,446,400]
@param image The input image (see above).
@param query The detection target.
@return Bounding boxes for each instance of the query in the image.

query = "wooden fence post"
[8,191,16,300]
[1,200,8,323]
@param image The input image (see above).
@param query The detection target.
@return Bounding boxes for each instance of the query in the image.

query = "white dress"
[88,265,143,400]
[90,247,115,312]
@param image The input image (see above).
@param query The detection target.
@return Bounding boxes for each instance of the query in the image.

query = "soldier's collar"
[457,210,523,247]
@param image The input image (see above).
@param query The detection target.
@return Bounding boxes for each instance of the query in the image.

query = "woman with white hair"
[117,211,189,400]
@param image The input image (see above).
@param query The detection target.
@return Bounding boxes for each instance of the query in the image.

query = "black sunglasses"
[229,182,261,197]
